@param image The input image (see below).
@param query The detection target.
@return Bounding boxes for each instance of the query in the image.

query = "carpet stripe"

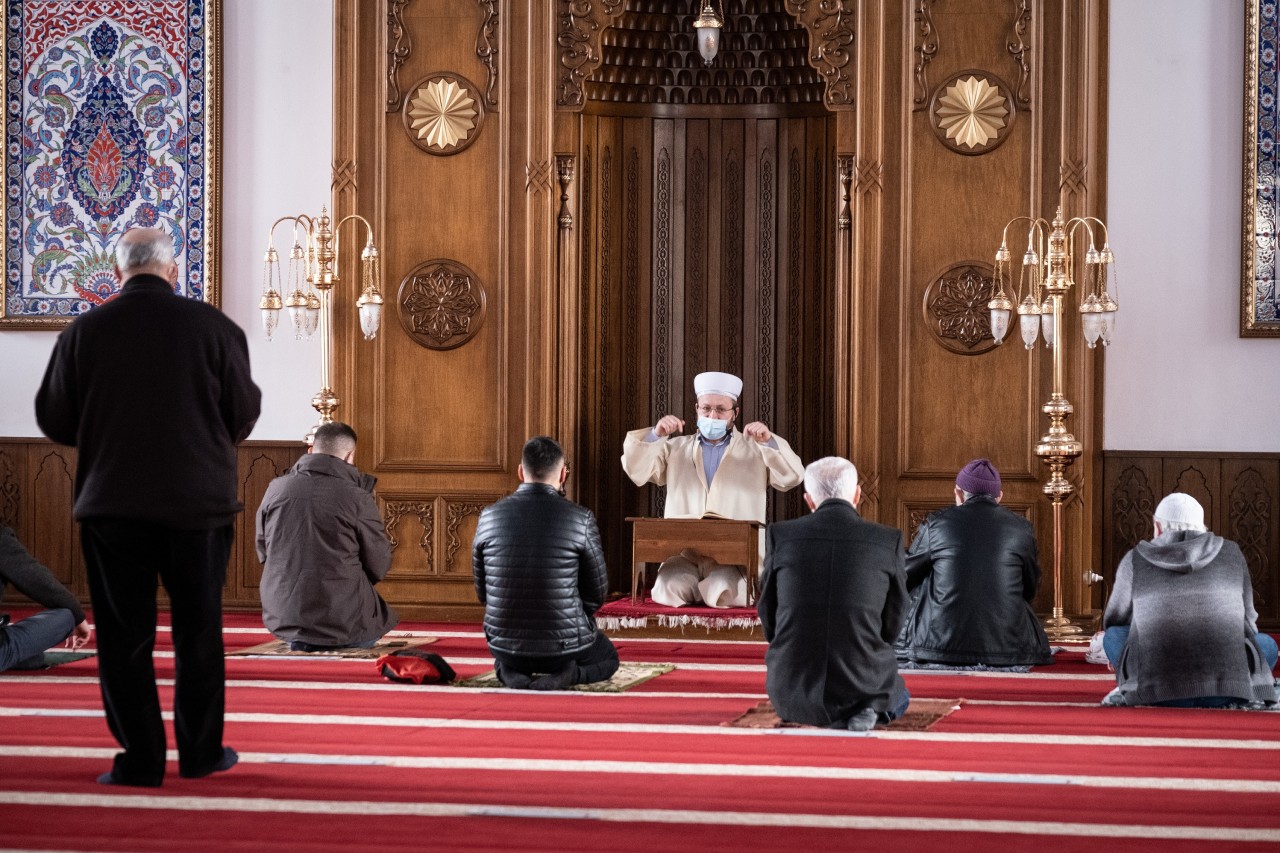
[2,708,1277,751]
[4,745,1277,793]
[0,790,1274,841]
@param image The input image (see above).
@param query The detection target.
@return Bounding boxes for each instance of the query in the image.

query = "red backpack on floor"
[375,649,456,684]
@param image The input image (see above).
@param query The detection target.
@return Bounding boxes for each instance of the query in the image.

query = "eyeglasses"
[695,405,734,417]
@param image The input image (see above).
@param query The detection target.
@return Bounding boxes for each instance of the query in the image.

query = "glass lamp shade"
[285,289,309,340]
[693,1,722,66]
[1079,293,1103,348]
[259,289,282,342]
[987,293,1013,344]
[303,292,321,339]
[357,291,383,341]
[1039,297,1055,348]
[1017,294,1040,349]
[989,307,1011,344]
[696,25,721,65]
[1019,313,1040,349]
[1098,293,1119,345]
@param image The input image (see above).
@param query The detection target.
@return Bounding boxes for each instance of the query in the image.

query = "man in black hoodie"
[36,227,261,786]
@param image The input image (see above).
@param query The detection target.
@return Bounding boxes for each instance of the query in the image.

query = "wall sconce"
[693,0,723,66]
[260,205,383,442]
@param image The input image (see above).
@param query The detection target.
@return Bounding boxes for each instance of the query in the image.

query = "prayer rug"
[455,662,676,692]
[897,661,1033,673]
[19,651,95,669]
[595,597,759,632]
[227,636,437,659]
[722,698,961,731]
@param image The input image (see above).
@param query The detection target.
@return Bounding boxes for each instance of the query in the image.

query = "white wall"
[1105,0,1280,451]
[0,0,332,440]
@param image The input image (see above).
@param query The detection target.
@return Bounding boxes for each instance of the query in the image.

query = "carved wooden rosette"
[922,262,999,355]
[928,70,1016,155]
[402,73,485,156]
[396,259,487,351]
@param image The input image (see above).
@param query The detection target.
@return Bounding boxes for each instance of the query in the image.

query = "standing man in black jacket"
[472,436,619,690]
[0,525,92,670]
[895,459,1052,667]
[758,456,910,731]
[36,228,261,786]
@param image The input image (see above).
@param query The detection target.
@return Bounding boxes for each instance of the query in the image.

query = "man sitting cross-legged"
[473,436,619,690]
[895,459,1052,668]
[758,456,910,731]
[256,421,397,652]
[1102,492,1278,708]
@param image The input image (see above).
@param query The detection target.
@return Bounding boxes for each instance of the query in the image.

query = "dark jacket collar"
[515,482,563,497]
[814,497,861,518]
[120,273,178,295]
[961,494,999,507]
[290,452,376,492]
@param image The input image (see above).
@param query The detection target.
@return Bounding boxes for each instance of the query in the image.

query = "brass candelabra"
[988,206,1119,639]
[260,206,383,443]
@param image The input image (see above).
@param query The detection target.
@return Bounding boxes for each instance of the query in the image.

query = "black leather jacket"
[472,483,609,658]
[896,495,1052,666]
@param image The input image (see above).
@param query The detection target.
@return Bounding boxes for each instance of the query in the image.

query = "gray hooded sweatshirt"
[1103,530,1276,705]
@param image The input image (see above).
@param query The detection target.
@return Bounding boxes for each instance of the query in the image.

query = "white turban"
[1154,492,1205,529]
[693,371,742,401]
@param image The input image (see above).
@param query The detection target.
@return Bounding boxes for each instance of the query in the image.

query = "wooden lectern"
[626,517,762,604]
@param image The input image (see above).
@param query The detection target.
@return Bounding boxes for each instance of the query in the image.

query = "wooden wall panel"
[0,439,303,614]
[1102,452,1280,629]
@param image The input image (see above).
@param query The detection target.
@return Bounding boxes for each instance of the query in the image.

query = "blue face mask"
[697,417,729,441]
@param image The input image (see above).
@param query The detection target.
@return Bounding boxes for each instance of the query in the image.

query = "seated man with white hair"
[621,371,804,608]
[758,456,910,730]
[1102,492,1278,708]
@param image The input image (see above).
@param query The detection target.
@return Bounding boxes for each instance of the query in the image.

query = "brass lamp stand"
[988,206,1119,640]
[259,206,384,443]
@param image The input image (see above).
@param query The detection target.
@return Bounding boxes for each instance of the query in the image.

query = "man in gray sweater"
[1102,492,1277,707]
[1,525,91,670]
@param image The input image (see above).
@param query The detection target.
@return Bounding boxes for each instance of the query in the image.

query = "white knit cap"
[693,371,742,401]
[1153,492,1204,528]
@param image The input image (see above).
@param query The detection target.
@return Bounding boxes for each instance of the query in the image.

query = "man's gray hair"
[116,231,175,272]
[804,456,858,504]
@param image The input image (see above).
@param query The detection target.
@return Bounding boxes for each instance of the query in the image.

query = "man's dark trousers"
[80,519,233,785]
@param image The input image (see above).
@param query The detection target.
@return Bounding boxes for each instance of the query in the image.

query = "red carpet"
[2,611,1278,851]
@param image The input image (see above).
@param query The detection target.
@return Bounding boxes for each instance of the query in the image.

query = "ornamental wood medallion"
[922,263,999,355]
[402,73,484,156]
[928,70,1015,155]
[396,259,487,351]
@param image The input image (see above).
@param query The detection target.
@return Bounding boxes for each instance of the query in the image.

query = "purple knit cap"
[956,458,1001,496]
